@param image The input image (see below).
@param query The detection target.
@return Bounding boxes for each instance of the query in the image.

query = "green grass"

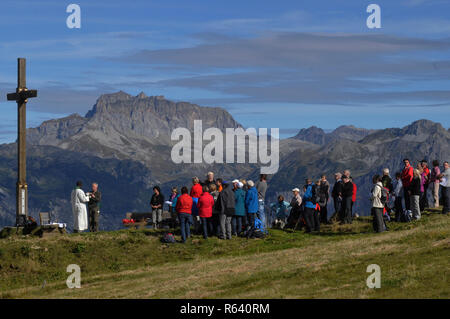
[0,208,448,298]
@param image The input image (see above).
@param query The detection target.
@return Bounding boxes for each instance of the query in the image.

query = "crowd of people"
[70,159,449,237]
[162,173,268,242]
[157,159,449,241]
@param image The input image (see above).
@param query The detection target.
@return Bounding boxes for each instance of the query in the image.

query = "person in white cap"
[232,179,246,235]
[245,180,258,227]
[288,188,302,229]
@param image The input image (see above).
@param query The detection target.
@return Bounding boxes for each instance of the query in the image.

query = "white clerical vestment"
[71,188,90,231]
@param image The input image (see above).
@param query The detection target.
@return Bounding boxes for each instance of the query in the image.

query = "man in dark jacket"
[331,172,343,223]
[203,171,216,189]
[319,174,330,224]
[88,182,102,232]
[341,175,354,224]
[218,182,235,239]
[150,185,165,229]
[255,174,268,231]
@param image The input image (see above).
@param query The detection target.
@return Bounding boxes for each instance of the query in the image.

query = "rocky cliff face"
[29,91,240,146]
[27,91,242,163]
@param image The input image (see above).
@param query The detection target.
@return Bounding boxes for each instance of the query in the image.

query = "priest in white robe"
[71,181,90,232]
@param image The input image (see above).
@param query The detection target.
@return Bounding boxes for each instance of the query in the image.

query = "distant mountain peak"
[103,90,133,100]
[293,124,374,145]
[137,92,148,99]
[293,126,326,145]
[404,119,444,132]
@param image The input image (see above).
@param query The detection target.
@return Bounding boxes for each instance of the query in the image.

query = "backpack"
[254,217,264,230]
[161,232,176,243]
[376,185,388,205]
[400,210,412,223]
[243,217,266,239]
[318,191,327,207]
[307,185,318,205]
[314,185,321,205]
[252,229,266,239]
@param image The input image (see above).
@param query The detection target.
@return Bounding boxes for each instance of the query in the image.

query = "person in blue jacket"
[191,197,200,234]
[270,195,291,229]
[169,187,180,228]
[303,178,320,233]
[232,180,246,236]
[245,180,259,228]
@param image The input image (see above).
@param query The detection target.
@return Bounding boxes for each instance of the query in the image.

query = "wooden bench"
[123,211,173,229]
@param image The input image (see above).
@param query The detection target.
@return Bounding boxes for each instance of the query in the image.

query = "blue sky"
[1,0,449,143]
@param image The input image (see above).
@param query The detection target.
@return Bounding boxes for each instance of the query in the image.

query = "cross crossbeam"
[7,89,38,102]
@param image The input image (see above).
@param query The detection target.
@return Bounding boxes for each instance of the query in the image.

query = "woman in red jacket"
[176,186,193,243]
[190,177,203,198]
[197,186,215,239]
[351,177,357,217]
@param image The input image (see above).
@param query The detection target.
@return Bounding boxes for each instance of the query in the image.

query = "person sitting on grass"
[271,195,291,229]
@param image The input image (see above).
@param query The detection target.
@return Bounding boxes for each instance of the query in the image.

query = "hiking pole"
[292,212,302,233]
[293,218,300,232]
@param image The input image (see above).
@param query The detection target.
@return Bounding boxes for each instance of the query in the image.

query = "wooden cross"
[6,58,37,226]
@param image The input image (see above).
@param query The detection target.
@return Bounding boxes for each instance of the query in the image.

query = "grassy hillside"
[0,208,448,299]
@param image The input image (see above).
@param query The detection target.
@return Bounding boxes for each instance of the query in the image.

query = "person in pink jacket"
[197,186,215,239]
[430,160,441,208]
